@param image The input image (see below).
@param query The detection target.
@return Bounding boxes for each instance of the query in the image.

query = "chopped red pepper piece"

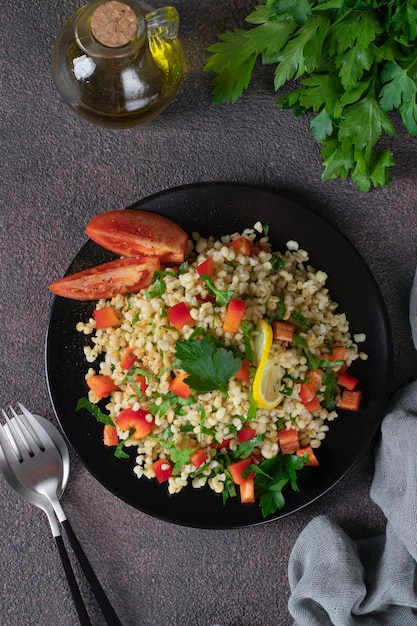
[120,347,137,370]
[337,371,359,390]
[196,257,214,277]
[169,372,192,398]
[152,459,173,483]
[115,407,154,439]
[228,458,255,485]
[93,306,120,329]
[227,236,252,256]
[86,374,117,399]
[239,476,255,503]
[235,359,250,382]
[272,320,295,342]
[296,445,319,466]
[190,448,209,467]
[238,426,257,443]
[167,302,194,330]
[277,428,300,454]
[129,374,148,396]
[303,396,321,413]
[103,424,119,447]
[298,370,322,405]
[328,346,345,362]
[339,389,361,411]
[223,299,246,333]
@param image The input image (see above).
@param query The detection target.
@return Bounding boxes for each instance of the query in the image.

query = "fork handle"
[55,535,92,626]
[61,519,123,626]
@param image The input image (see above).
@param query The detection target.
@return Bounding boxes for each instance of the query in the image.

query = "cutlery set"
[0,404,122,626]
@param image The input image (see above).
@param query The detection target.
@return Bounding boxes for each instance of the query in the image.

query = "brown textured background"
[1,0,417,624]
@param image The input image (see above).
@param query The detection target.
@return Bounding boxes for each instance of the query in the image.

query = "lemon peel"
[252,319,283,409]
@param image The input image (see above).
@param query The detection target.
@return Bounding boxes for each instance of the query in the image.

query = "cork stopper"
[91,1,138,47]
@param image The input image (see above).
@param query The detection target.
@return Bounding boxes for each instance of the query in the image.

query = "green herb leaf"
[252,453,305,517]
[200,275,234,306]
[205,0,417,191]
[75,397,113,425]
[175,338,242,395]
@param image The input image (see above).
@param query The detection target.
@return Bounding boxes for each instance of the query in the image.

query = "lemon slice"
[253,358,283,409]
[252,320,283,409]
[252,319,273,367]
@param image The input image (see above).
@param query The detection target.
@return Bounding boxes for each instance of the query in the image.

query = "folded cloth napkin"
[288,380,417,626]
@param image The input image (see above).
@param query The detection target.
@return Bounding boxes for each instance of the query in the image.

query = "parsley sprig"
[175,337,242,395]
[205,0,417,191]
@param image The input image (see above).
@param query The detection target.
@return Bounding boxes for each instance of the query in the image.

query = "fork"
[0,405,123,626]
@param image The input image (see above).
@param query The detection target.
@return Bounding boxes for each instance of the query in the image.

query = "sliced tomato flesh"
[48,256,160,301]
[85,209,188,264]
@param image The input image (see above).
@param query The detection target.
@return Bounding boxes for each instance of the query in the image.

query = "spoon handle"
[61,519,123,626]
[55,534,92,626]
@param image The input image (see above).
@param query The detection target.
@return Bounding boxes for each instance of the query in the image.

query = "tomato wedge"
[85,209,188,264]
[48,256,160,301]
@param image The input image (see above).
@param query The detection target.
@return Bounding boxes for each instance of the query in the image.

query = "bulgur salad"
[71,219,367,517]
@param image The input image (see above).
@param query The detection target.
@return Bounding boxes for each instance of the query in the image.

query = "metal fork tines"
[0,404,122,626]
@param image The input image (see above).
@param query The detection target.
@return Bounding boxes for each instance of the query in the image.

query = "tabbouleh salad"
[75,221,367,516]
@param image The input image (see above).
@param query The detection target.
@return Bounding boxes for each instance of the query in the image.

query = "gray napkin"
[288,380,417,626]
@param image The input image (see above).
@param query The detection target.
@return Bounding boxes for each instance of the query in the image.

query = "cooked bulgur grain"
[77,224,366,508]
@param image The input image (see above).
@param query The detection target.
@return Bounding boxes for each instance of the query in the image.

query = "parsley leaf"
[251,453,305,517]
[200,275,234,306]
[205,0,417,191]
[76,397,113,425]
[175,337,242,395]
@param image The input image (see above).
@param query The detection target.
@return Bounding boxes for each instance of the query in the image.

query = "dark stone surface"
[1,0,417,624]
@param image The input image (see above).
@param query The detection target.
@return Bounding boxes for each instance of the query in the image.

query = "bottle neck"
[75,0,147,60]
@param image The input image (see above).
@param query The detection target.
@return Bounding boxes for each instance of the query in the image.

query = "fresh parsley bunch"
[205,0,417,192]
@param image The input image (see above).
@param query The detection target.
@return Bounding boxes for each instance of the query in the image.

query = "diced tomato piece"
[296,445,319,466]
[228,458,255,485]
[85,209,188,264]
[115,407,154,439]
[277,428,300,454]
[196,258,214,277]
[303,396,321,413]
[103,424,119,447]
[337,371,359,390]
[196,293,216,304]
[190,448,209,467]
[238,426,257,443]
[235,359,250,382]
[299,370,322,404]
[272,320,295,342]
[169,373,192,398]
[210,438,232,451]
[227,236,252,256]
[339,389,361,411]
[120,347,137,370]
[223,299,247,334]
[328,346,345,362]
[48,256,160,301]
[129,374,148,396]
[152,459,173,483]
[167,302,194,330]
[86,374,117,399]
[93,306,120,329]
[239,476,255,503]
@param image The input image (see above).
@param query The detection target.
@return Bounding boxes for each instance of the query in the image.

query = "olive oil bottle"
[52,0,183,127]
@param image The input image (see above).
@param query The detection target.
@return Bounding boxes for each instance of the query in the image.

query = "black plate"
[45,182,392,528]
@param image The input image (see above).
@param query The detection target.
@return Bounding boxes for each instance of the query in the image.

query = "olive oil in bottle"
[52,0,183,127]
